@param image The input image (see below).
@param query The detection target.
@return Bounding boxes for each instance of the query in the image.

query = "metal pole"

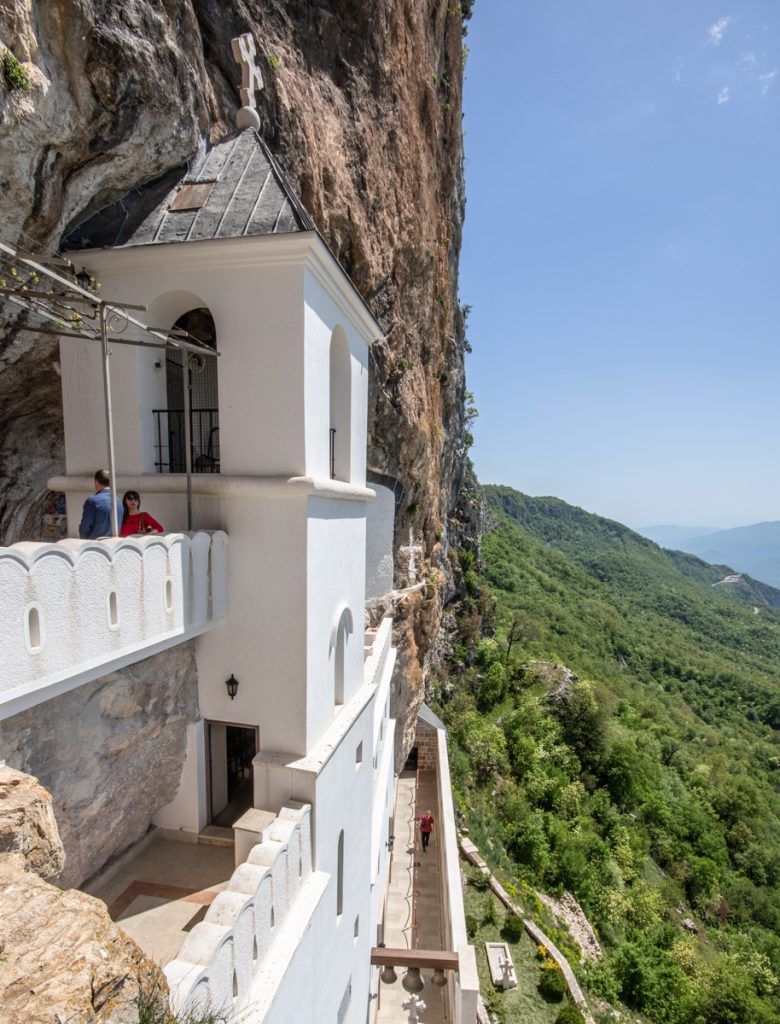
[183,355,193,530]
[100,304,119,538]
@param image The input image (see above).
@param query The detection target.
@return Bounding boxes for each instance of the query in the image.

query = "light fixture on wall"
[225,674,239,700]
[75,267,91,291]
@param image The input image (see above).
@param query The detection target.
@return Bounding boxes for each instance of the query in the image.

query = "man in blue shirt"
[79,469,122,539]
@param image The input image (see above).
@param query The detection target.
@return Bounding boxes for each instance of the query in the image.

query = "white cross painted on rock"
[231,33,264,108]
[398,527,424,584]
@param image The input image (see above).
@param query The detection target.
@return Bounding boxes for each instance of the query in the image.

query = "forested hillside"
[434,486,780,1024]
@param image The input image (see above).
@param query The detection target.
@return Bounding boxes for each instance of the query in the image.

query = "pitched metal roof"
[61,130,315,252]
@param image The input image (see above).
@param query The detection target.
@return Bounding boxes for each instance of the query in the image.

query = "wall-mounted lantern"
[225,674,239,700]
[76,267,91,290]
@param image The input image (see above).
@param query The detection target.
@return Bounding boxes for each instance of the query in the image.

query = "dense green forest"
[434,485,780,1024]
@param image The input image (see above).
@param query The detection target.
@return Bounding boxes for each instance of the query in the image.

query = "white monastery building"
[0,37,477,1024]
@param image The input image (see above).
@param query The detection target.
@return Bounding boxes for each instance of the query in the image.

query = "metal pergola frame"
[0,237,220,535]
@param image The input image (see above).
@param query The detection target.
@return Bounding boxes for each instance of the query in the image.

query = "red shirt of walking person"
[420,810,434,852]
[120,491,164,537]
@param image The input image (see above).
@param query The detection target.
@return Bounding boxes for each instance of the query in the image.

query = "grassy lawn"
[463,871,575,1024]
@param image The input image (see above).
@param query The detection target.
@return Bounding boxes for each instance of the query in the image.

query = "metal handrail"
[153,408,220,474]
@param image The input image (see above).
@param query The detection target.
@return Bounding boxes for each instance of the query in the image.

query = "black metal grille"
[153,408,220,473]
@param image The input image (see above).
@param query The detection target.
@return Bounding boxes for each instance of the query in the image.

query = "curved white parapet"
[0,531,228,718]
[165,802,312,1017]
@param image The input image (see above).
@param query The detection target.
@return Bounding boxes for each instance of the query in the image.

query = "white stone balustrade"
[0,531,228,719]
[165,802,313,1016]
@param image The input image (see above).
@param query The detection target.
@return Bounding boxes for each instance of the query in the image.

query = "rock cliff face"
[0,767,166,1024]
[0,1,471,755]
[0,642,200,888]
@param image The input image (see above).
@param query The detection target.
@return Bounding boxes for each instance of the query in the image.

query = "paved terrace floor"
[377,769,449,1024]
[86,836,235,966]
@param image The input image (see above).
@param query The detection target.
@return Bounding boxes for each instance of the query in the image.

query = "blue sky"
[461,2,780,528]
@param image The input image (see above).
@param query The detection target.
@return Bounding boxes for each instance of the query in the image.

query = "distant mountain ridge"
[640,521,780,589]
[638,525,722,548]
[485,486,780,610]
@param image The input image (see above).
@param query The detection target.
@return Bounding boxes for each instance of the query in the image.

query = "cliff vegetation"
[433,486,780,1024]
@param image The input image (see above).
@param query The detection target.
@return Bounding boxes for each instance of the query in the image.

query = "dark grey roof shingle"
[61,130,314,252]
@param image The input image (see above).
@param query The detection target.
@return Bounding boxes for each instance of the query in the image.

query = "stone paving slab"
[87,835,234,966]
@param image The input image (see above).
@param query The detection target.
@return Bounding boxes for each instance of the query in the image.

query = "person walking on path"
[79,469,122,539]
[420,810,434,852]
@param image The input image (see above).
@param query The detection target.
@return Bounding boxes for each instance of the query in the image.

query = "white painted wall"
[195,494,308,752]
[61,236,374,490]
[0,531,227,719]
[245,622,396,1024]
[303,267,369,486]
[306,497,366,747]
[418,706,481,1024]
[365,483,395,599]
[154,722,208,835]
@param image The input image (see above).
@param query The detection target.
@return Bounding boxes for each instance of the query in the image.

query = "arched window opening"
[329,327,351,482]
[156,308,220,474]
[337,830,345,916]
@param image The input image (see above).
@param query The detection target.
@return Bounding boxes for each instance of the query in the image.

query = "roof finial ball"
[231,33,263,131]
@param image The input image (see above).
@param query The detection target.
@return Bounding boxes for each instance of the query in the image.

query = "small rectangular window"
[169,181,215,211]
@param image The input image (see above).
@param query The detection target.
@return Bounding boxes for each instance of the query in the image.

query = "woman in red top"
[120,491,164,537]
[419,810,434,852]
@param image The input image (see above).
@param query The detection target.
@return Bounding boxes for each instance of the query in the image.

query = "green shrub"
[500,912,524,943]
[2,49,30,92]
[470,868,490,891]
[538,962,568,1001]
[555,1002,585,1024]
[483,894,498,926]
[465,913,478,939]
[136,973,229,1023]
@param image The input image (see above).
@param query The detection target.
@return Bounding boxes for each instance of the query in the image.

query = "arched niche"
[329,326,351,482]
[330,605,354,708]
